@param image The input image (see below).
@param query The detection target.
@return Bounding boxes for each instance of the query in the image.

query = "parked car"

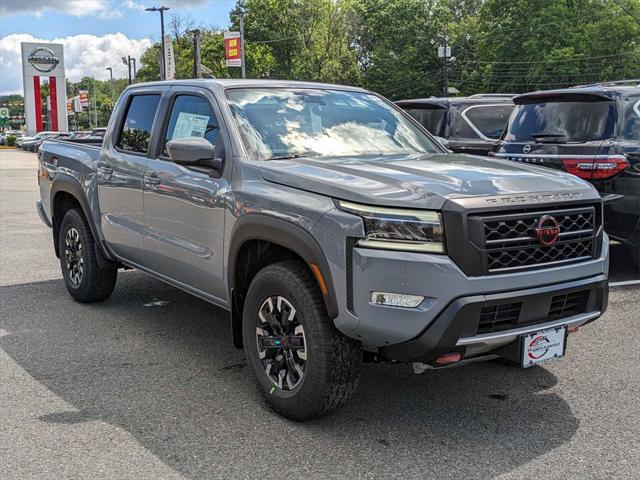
[491,81,640,267]
[37,80,608,420]
[18,131,58,148]
[396,94,514,155]
[22,132,60,151]
[27,133,70,152]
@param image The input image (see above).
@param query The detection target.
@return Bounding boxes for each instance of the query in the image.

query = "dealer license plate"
[521,326,567,368]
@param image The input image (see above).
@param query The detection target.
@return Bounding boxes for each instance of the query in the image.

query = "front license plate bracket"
[521,326,567,368]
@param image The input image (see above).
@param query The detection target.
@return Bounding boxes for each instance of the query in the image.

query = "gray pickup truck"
[37,80,609,420]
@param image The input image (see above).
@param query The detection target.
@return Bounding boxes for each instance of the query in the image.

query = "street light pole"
[122,56,132,84]
[105,67,114,105]
[146,6,170,80]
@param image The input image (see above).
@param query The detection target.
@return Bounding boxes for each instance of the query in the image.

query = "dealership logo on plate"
[27,47,59,73]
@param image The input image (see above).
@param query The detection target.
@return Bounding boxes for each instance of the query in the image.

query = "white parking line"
[609,279,640,287]
[0,329,9,337]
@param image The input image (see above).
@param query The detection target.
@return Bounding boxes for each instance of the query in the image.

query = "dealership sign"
[21,42,68,134]
[27,46,60,73]
[224,31,242,67]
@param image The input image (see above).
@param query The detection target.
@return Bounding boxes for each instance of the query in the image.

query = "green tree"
[456,0,640,93]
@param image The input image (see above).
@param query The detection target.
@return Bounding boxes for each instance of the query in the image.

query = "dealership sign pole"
[21,42,68,135]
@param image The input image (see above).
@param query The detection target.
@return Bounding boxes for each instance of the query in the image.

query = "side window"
[403,107,447,137]
[622,96,640,140]
[464,105,513,139]
[163,95,219,156]
[116,94,160,154]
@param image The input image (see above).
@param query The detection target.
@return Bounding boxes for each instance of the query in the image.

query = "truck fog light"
[371,292,424,308]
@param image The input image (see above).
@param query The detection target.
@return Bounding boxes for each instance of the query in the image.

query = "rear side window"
[463,105,513,139]
[504,97,615,142]
[117,94,161,154]
[163,95,219,156]
[403,107,447,137]
[620,95,640,140]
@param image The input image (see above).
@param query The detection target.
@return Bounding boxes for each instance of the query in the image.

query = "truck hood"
[258,152,594,209]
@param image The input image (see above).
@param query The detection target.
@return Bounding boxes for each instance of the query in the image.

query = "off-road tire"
[58,208,117,303]
[243,260,361,421]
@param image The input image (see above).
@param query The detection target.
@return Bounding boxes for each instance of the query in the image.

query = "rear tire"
[242,260,361,421]
[58,208,117,303]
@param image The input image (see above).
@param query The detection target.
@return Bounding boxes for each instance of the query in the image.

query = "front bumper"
[380,275,608,363]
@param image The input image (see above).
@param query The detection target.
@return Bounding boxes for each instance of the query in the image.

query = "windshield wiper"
[265,154,309,161]
[531,132,567,139]
[530,132,569,143]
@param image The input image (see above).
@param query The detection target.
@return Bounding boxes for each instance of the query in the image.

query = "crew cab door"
[97,90,163,264]
[142,87,230,303]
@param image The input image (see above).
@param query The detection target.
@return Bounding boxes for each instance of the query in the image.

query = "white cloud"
[0,33,152,95]
[0,0,113,18]
[0,0,209,18]
[124,0,210,9]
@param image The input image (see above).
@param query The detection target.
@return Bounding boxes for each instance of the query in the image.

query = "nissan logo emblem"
[522,144,532,153]
[27,46,59,73]
[535,215,560,246]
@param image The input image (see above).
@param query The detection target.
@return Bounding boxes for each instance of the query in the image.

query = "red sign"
[224,32,241,67]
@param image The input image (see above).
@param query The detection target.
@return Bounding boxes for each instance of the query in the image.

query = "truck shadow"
[1,271,578,479]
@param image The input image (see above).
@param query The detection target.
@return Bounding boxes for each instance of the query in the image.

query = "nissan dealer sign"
[21,42,68,134]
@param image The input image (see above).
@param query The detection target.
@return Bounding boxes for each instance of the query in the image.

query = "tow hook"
[412,352,463,374]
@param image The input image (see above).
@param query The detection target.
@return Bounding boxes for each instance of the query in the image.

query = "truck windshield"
[504,97,615,142]
[225,88,440,160]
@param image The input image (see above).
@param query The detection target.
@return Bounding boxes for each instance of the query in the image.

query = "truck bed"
[38,139,102,226]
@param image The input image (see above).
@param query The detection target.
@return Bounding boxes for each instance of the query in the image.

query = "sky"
[0,0,236,95]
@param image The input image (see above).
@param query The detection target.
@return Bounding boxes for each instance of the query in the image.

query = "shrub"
[6,135,17,146]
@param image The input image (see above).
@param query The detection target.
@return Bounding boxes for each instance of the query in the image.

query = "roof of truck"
[126,78,368,92]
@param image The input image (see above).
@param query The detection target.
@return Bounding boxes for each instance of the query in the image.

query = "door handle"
[143,174,161,189]
[97,166,113,180]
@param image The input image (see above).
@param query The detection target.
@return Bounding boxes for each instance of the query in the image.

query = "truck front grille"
[478,303,521,334]
[473,206,597,274]
[548,290,590,320]
[476,289,590,335]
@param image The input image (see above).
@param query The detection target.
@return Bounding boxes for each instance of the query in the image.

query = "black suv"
[397,94,514,155]
[491,82,640,267]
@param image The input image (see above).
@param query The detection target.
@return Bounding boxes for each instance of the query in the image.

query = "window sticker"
[172,112,210,139]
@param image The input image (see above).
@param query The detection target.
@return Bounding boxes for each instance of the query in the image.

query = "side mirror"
[166,137,222,171]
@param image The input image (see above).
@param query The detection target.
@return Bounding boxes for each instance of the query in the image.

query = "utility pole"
[191,29,202,78]
[443,24,449,96]
[92,76,98,127]
[240,13,246,79]
[436,25,452,96]
[146,6,170,80]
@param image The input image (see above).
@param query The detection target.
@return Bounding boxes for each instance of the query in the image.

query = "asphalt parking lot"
[1,149,639,479]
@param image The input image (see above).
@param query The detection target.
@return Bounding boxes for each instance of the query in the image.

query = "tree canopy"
[135,0,640,99]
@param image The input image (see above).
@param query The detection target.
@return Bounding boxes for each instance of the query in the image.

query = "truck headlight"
[337,200,445,253]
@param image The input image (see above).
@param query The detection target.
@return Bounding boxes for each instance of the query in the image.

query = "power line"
[457,52,637,65]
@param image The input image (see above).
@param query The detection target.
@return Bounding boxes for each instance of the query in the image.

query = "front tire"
[243,260,361,421]
[58,208,117,303]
